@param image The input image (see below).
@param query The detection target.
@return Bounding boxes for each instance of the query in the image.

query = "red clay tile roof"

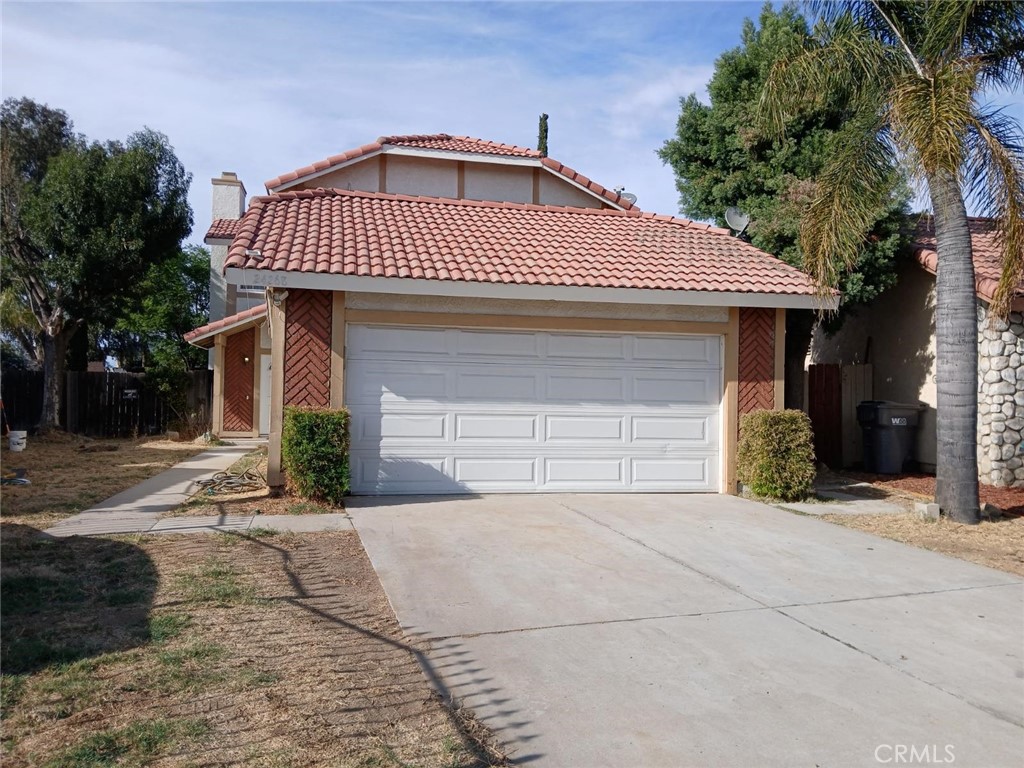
[206,218,243,240]
[379,134,541,157]
[222,188,818,297]
[184,304,267,346]
[913,216,1023,305]
[263,133,637,211]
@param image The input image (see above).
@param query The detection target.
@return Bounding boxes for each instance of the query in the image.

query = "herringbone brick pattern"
[224,328,254,431]
[284,290,332,407]
[738,307,776,415]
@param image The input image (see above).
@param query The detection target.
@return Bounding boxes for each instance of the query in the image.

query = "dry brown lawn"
[1,432,207,527]
[0,524,503,767]
[814,470,1024,577]
[821,512,1024,577]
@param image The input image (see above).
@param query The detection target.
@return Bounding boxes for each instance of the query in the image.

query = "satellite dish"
[725,206,750,236]
[620,192,638,204]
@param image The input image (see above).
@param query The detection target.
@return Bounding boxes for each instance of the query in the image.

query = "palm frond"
[888,60,978,179]
[759,14,892,138]
[965,106,1024,317]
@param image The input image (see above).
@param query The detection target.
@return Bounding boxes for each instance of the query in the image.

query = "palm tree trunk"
[929,169,980,523]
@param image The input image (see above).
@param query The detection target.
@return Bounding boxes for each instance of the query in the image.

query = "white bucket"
[8,431,27,452]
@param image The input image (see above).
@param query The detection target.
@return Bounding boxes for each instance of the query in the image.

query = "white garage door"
[346,325,722,494]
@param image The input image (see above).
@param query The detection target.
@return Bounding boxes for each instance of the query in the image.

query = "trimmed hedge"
[281,406,350,504]
[736,409,817,501]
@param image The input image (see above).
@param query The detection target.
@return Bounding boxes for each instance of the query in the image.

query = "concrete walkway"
[45,441,352,537]
[350,493,1024,768]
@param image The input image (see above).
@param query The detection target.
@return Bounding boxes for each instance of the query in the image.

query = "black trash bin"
[857,400,926,474]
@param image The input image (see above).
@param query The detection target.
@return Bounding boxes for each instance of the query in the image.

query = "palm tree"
[760,1,1023,523]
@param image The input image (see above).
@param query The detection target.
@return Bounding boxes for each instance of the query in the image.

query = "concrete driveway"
[348,494,1024,767]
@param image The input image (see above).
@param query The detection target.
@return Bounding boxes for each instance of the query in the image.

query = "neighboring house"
[186,134,831,495]
[810,217,1024,487]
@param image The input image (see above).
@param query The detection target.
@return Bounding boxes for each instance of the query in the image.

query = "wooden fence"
[0,369,211,438]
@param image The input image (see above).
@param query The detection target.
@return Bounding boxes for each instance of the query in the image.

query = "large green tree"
[1,97,193,430]
[659,2,909,409]
[101,243,210,372]
[760,1,1023,522]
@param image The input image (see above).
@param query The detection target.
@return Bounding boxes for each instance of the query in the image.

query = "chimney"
[209,172,247,324]
[211,171,246,219]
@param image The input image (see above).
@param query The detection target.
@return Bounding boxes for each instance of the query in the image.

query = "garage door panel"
[457,330,539,357]
[350,325,450,356]
[546,458,625,484]
[547,333,626,360]
[633,335,719,366]
[346,325,722,494]
[358,413,447,441]
[349,366,449,402]
[455,457,538,484]
[631,416,710,443]
[632,457,709,485]
[354,455,452,487]
[546,415,623,442]
[455,414,538,441]
[456,371,539,400]
[633,372,715,405]
[547,374,625,403]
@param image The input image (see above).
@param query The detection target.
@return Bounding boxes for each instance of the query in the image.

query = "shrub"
[736,409,816,501]
[281,406,350,504]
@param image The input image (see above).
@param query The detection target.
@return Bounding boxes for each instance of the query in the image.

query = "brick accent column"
[283,289,333,408]
[738,307,776,416]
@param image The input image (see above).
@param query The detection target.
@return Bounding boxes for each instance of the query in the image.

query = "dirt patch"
[1,432,207,527]
[166,451,339,518]
[1,524,504,766]
[826,469,1024,515]
[821,512,1024,576]
[813,470,1024,576]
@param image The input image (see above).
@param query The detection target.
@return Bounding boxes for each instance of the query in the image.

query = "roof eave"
[184,306,268,348]
[224,268,834,311]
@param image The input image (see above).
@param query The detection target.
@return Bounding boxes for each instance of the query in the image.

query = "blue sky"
[3,1,1021,242]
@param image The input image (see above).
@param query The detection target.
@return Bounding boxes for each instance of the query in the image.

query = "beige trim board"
[774,307,786,410]
[211,336,226,435]
[345,309,728,335]
[267,293,287,487]
[722,307,740,494]
[226,267,837,311]
[330,292,346,408]
[250,329,261,438]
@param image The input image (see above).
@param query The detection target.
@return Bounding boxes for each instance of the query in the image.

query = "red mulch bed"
[842,471,1024,516]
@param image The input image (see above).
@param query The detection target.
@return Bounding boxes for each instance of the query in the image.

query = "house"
[810,217,1024,487]
[186,134,832,495]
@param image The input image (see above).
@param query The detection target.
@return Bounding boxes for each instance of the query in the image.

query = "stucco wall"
[464,164,533,204]
[538,171,604,208]
[345,292,730,323]
[287,153,612,209]
[309,157,382,193]
[810,261,938,469]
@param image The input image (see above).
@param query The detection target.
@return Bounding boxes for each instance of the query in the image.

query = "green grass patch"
[286,501,334,515]
[226,447,266,476]
[0,674,27,717]
[152,642,228,693]
[148,612,192,644]
[45,717,209,768]
[246,527,279,538]
[0,574,87,616]
[175,559,256,605]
